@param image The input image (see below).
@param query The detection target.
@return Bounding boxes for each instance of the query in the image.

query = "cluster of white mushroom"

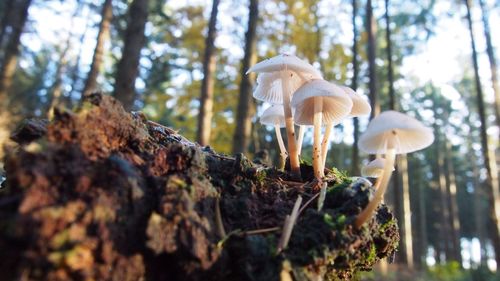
[247,54,371,179]
[248,54,435,229]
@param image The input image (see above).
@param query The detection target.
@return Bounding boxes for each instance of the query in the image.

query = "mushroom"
[260,105,287,170]
[291,80,353,179]
[361,158,393,179]
[248,54,322,178]
[320,85,371,169]
[354,110,434,229]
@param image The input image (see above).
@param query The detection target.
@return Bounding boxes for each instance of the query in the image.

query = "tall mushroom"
[354,110,434,228]
[260,105,287,170]
[248,54,322,178]
[291,80,353,179]
[320,85,372,169]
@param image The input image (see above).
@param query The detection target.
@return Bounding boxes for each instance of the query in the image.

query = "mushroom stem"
[354,148,396,229]
[280,71,301,179]
[296,125,305,156]
[275,123,287,171]
[313,97,324,178]
[320,123,333,172]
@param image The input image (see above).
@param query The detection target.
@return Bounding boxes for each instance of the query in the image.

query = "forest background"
[0,0,499,280]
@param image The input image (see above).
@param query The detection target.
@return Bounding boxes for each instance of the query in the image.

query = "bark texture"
[197,0,220,146]
[83,0,113,96]
[113,0,149,111]
[0,93,399,281]
[232,0,258,155]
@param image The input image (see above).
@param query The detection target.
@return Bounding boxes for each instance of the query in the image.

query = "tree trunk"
[197,0,220,146]
[384,0,395,111]
[350,0,360,175]
[0,0,14,60]
[83,0,113,96]
[0,0,32,104]
[434,127,453,262]
[113,0,149,111]
[417,174,428,268]
[232,0,258,155]
[444,139,462,264]
[478,0,500,129]
[464,0,500,266]
[366,0,379,120]
[68,13,91,104]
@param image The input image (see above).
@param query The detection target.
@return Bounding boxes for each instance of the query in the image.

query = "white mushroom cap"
[260,105,286,128]
[340,86,371,117]
[291,80,353,125]
[253,71,307,104]
[247,54,322,79]
[358,110,434,154]
[361,158,395,178]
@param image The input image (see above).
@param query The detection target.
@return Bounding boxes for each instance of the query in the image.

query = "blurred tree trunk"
[113,0,149,111]
[350,0,360,175]
[232,0,258,155]
[384,0,413,268]
[417,176,428,268]
[0,0,32,104]
[197,0,220,146]
[48,1,85,116]
[83,0,113,96]
[68,13,91,103]
[478,0,500,129]
[0,0,14,60]
[48,39,71,118]
[434,127,453,261]
[366,0,379,120]
[444,139,462,264]
[464,0,500,266]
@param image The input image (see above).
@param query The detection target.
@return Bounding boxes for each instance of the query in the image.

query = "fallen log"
[0,93,398,280]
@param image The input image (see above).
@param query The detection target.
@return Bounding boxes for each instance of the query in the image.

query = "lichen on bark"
[0,93,398,280]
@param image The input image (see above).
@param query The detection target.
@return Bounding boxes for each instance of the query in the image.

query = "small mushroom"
[291,80,353,179]
[320,85,371,169]
[260,105,287,170]
[361,158,394,179]
[248,54,322,179]
[355,110,434,229]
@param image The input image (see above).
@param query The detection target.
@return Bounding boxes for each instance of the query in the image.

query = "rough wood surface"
[0,93,398,281]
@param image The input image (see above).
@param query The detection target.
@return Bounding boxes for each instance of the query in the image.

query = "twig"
[277,195,303,253]
[317,182,328,211]
[215,197,226,238]
[243,226,281,235]
[298,192,321,215]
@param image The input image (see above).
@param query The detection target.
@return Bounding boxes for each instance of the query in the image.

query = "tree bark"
[478,0,500,129]
[350,0,360,176]
[232,0,258,155]
[83,0,113,96]
[366,0,379,120]
[197,0,220,146]
[113,0,149,111]
[0,0,32,105]
[464,0,500,266]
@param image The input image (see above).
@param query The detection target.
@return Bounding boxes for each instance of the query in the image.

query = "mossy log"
[0,93,399,280]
